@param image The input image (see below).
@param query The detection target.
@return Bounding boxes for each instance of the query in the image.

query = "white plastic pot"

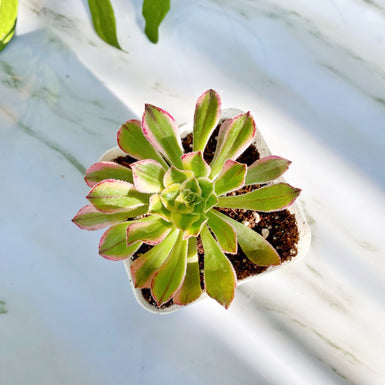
[100,109,311,314]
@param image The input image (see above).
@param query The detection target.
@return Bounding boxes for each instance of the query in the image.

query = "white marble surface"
[1,1,385,384]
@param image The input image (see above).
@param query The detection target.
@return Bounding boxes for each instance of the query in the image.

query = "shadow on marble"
[0,29,136,174]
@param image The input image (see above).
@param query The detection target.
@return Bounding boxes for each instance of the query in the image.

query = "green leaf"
[148,194,171,220]
[197,177,214,200]
[206,210,237,254]
[170,212,200,231]
[0,0,18,53]
[182,177,201,195]
[163,167,193,187]
[151,231,188,305]
[87,179,150,213]
[181,151,210,178]
[217,183,301,212]
[88,0,121,49]
[142,0,170,43]
[173,237,202,305]
[117,120,168,168]
[193,89,221,152]
[99,222,142,260]
[142,104,183,168]
[182,215,208,239]
[85,161,133,187]
[72,204,148,231]
[205,193,218,211]
[130,228,178,288]
[131,159,165,193]
[210,112,256,178]
[160,183,181,212]
[245,156,291,185]
[127,215,172,245]
[214,160,246,196]
[200,226,236,309]
[213,210,281,266]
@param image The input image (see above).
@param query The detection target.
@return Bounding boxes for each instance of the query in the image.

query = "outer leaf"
[217,183,301,212]
[85,161,133,187]
[131,159,165,193]
[72,204,148,231]
[117,120,168,168]
[245,156,291,185]
[181,151,210,178]
[206,210,237,254]
[193,89,221,152]
[142,0,170,43]
[173,237,202,305]
[201,226,236,309]
[87,179,149,213]
[127,216,172,245]
[130,228,178,288]
[0,0,18,52]
[88,0,121,49]
[142,104,183,168]
[99,222,142,260]
[210,112,256,178]
[214,210,281,266]
[151,231,188,305]
[214,160,246,196]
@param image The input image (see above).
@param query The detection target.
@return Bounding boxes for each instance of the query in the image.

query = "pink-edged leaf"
[72,204,148,231]
[245,156,291,185]
[181,151,210,178]
[151,231,188,306]
[192,89,221,152]
[217,183,301,212]
[214,160,246,196]
[87,179,150,213]
[206,210,237,254]
[85,161,133,187]
[99,222,142,261]
[201,225,236,309]
[127,215,172,246]
[130,228,178,288]
[213,210,281,266]
[214,119,231,152]
[210,112,256,178]
[131,159,165,193]
[142,104,183,168]
[117,119,168,168]
[173,237,202,305]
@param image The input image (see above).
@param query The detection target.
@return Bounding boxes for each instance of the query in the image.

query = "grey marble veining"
[1,1,384,384]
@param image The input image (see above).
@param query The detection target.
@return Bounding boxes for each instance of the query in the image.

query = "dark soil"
[114,154,137,168]
[115,123,299,310]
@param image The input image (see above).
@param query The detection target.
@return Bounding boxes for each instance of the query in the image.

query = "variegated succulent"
[72,90,300,309]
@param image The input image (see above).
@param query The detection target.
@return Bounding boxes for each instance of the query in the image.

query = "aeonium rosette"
[72,90,300,308]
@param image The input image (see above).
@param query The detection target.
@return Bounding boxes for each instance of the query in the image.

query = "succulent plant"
[73,90,301,309]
